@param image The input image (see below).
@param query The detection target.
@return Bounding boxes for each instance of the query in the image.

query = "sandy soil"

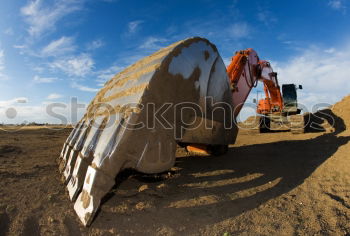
[0,97,349,236]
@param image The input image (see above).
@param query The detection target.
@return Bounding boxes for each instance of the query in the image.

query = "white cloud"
[21,0,85,37]
[222,57,231,67]
[329,0,343,9]
[86,39,104,50]
[139,37,167,50]
[49,54,94,77]
[328,0,347,13]
[33,75,57,83]
[324,48,335,53]
[227,23,250,39]
[128,20,143,34]
[0,97,28,107]
[41,36,75,57]
[72,82,99,92]
[257,10,277,26]
[4,28,14,35]
[13,45,27,49]
[0,101,87,124]
[272,44,350,111]
[0,50,5,71]
[47,93,63,100]
[32,66,45,73]
[0,49,8,80]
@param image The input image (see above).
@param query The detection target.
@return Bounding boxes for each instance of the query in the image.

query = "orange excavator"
[227,49,304,134]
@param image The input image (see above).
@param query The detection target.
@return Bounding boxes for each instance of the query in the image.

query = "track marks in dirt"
[64,216,82,236]
[325,192,350,209]
[0,145,22,157]
[0,212,10,236]
[0,164,56,179]
[0,171,38,179]
[22,216,40,236]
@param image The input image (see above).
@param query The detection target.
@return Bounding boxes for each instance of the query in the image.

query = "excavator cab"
[282,84,302,114]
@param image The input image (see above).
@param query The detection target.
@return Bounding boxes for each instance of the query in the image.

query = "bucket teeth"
[73,166,116,226]
[58,145,72,173]
[67,153,94,201]
[62,149,79,183]
[58,37,238,226]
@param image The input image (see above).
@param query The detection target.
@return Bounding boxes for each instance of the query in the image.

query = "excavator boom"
[226,49,283,116]
[226,49,304,133]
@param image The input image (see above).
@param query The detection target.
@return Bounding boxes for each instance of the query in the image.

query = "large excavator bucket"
[58,37,238,226]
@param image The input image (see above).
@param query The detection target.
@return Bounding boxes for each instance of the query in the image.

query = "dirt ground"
[0,96,350,236]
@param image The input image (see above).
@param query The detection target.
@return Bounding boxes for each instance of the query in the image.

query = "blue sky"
[0,0,350,123]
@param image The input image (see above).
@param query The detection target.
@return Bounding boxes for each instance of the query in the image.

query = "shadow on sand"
[92,110,349,233]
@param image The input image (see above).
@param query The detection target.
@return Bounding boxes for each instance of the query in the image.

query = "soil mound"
[332,95,350,134]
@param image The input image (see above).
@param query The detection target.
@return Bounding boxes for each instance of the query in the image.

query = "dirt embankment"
[0,96,349,235]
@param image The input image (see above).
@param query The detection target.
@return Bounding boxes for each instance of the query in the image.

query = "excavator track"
[289,114,305,134]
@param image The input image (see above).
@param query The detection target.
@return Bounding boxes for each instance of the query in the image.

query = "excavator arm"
[226,49,304,134]
[226,49,283,116]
